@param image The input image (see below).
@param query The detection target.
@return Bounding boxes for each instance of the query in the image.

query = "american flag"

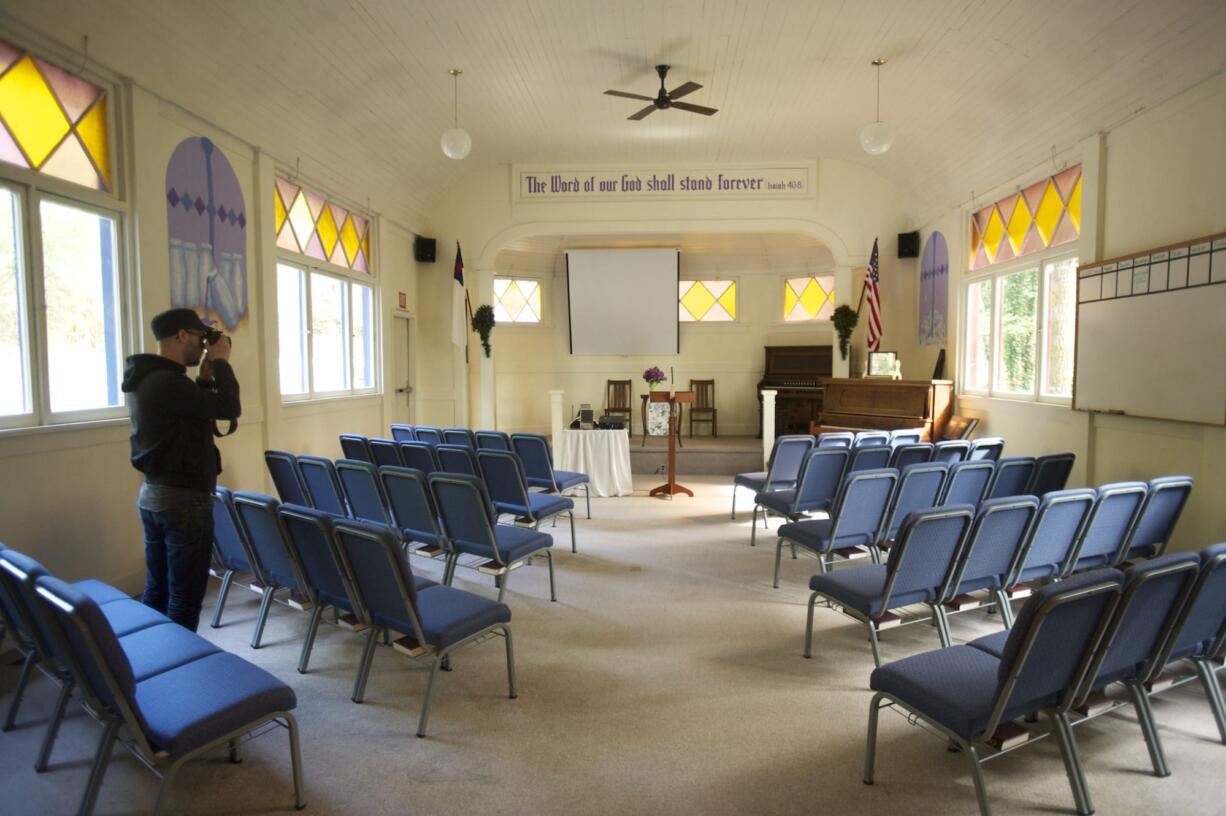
[865,238,883,352]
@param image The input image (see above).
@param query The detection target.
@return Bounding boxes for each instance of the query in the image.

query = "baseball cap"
[150,308,214,340]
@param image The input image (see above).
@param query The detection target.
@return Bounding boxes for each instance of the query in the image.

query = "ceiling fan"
[604,64,718,120]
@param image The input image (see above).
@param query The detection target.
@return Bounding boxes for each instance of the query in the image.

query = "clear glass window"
[277,263,307,396]
[964,278,992,392]
[0,185,30,417]
[1042,257,1077,397]
[310,271,349,393]
[994,267,1038,394]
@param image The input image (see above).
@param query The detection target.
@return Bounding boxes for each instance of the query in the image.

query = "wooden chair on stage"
[605,380,633,435]
[688,379,717,437]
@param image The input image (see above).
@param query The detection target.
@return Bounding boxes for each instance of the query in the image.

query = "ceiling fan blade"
[671,100,719,116]
[668,81,702,101]
[628,104,658,121]
[604,90,655,102]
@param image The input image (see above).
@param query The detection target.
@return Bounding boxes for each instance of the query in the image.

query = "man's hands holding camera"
[199,332,231,380]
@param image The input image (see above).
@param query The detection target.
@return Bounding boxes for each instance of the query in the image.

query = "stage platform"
[627,434,763,476]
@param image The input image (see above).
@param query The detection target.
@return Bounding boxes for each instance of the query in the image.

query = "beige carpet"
[2,475,1224,815]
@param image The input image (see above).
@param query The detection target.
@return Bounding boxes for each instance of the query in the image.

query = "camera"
[203,328,224,346]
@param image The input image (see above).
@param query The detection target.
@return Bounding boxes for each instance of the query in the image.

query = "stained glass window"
[493,278,541,323]
[969,164,1081,270]
[0,38,112,192]
[274,176,371,273]
[679,280,736,322]
[783,275,834,321]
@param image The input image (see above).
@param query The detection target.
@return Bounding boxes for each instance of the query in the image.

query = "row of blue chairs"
[340,430,592,519]
[0,543,302,815]
[865,545,1226,815]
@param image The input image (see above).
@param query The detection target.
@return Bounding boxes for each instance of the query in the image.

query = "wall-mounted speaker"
[897,231,920,259]
[414,236,437,263]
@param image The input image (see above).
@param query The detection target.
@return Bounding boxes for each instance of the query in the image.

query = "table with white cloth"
[560,429,633,497]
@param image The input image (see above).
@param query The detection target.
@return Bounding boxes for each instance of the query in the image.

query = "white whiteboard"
[1074,234,1226,425]
[566,249,679,355]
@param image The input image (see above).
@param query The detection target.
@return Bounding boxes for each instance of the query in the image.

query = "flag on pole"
[451,242,466,347]
[865,238,883,352]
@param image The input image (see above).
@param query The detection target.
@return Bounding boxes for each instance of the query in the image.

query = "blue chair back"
[339,434,372,462]
[882,462,949,542]
[765,435,816,489]
[1122,476,1193,561]
[854,430,891,447]
[331,519,422,638]
[390,424,416,442]
[476,449,532,514]
[232,492,302,591]
[212,487,255,573]
[986,456,1036,500]
[940,460,994,506]
[296,455,348,516]
[476,430,512,450]
[413,426,444,447]
[398,441,439,474]
[792,448,849,514]
[265,450,309,505]
[815,431,854,449]
[889,429,924,445]
[968,437,1004,461]
[883,505,975,606]
[277,504,355,614]
[335,459,391,526]
[1157,543,1226,665]
[1012,488,1096,583]
[954,496,1039,594]
[379,466,444,548]
[443,428,477,448]
[827,468,898,550]
[429,473,502,563]
[1070,482,1147,572]
[0,549,56,660]
[848,443,891,473]
[932,439,971,464]
[888,442,934,470]
[511,433,556,488]
[1028,452,1075,496]
[436,444,479,476]
[368,438,403,468]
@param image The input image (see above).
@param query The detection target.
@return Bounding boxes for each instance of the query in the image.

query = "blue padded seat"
[552,470,589,491]
[482,524,554,563]
[120,622,222,682]
[101,598,172,637]
[967,629,1009,659]
[871,644,1011,739]
[73,580,131,605]
[500,490,574,520]
[809,564,935,617]
[756,489,798,516]
[753,448,848,547]
[477,448,576,553]
[413,585,511,649]
[733,470,768,490]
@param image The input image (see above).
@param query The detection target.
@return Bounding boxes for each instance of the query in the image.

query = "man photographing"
[122,308,240,631]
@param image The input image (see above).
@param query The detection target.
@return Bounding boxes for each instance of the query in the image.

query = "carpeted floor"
[2,474,1223,814]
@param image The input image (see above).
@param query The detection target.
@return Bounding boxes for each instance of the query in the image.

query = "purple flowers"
[642,366,666,385]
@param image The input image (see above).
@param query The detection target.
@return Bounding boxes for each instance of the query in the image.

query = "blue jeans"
[139,495,214,631]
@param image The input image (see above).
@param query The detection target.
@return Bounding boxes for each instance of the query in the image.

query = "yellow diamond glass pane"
[680,281,716,320]
[982,207,1006,261]
[339,215,360,266]
[286,192,315,252]
[493,278,511,297]
[273,187,287,233]
[315,205,339,257]
[1006,195,1032,253]
[74,96,109,189]
[1033,181,1064,245]
[524,281,541,321]
[1067,176,1082,231]
[783,280,799,318]
[40,133,98,188]
[500,282,527,319]
[798,278,825,317]
[717,282,737,319]
[0,55,71,168]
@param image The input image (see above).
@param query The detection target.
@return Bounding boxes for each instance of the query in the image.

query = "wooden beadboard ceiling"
[8,1,1226,232]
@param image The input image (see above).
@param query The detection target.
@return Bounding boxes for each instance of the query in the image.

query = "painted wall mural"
[919,231,948,346]
[164,137,247,329]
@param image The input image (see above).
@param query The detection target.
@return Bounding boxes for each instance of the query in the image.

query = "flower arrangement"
[642,366,666,389]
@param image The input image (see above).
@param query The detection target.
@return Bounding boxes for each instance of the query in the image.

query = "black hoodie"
[121,354,241,492]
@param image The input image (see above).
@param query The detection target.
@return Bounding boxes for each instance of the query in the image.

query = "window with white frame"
[962,252,1077,400]
[492,277,542,323]
[277,261,376,399]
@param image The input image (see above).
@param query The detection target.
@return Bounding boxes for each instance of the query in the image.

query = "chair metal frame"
[232,491,312,649]
[209,487,267,629]
[511,432,592,520]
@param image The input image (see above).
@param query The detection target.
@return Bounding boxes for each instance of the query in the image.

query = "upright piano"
[816,378,954,440]
[756,345,833,436]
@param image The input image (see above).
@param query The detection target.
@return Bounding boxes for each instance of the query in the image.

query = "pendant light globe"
[441,68,471,160]
[860,58,893,156]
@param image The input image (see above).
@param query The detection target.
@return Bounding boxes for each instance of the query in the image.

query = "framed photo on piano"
[867,351,898,378]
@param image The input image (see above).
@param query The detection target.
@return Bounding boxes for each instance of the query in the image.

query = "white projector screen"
[566,249,679,355]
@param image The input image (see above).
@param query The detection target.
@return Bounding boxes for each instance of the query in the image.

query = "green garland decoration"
[471,304,496,357]
[832,304,859,360]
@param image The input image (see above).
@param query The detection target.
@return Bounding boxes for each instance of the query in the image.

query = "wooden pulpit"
[649,391,693,498]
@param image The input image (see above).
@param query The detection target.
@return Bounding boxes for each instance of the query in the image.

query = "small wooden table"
[649,391,693,498]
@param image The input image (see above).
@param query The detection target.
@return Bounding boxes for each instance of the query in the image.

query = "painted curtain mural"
[164,137,247,329]
[919,231,948,346]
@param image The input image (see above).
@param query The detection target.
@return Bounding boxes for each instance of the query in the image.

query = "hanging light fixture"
[440,68,472,160]
[859,58,894,156]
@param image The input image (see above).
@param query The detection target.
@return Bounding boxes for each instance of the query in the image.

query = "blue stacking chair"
[968,436,1005,461]
[807,505,975,666]
[477,448,577,552]
[330,519,516,737]
[774,468,898,589]
[1010,488,1096,585]
[414,426,444,447]
[816,431,855,449]
[296,454,348,516]
[339,433,372,462]
[232,491,310,648]
[932,439,971,464]
[878,462,950,549]
[209,487,262,629]
[1066,481,1147,573]
[731,434,814,520]
[512,432,592,519]
[380,465,449,557]
[1119,475,1193,562]
[940,460,995,506]
[33,575,304,815]
[428,473,556,601]
[476,430,512,450]
[443,427,477,448]
[1027,452,1076,496]
[390,423,416,442]
[753,448,849,548]
[264,450,310,505]
[335,459,393,527]
[398,440,440,474]
[864,570,1124,816]
[436,443,480,476]
[368,437,403,468]
[888,442,933,470]
[889,428,925,445]
[855,430,891,446]
[847,443,892,473]
[946,496,1039,629]
[984,455,1036,500]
